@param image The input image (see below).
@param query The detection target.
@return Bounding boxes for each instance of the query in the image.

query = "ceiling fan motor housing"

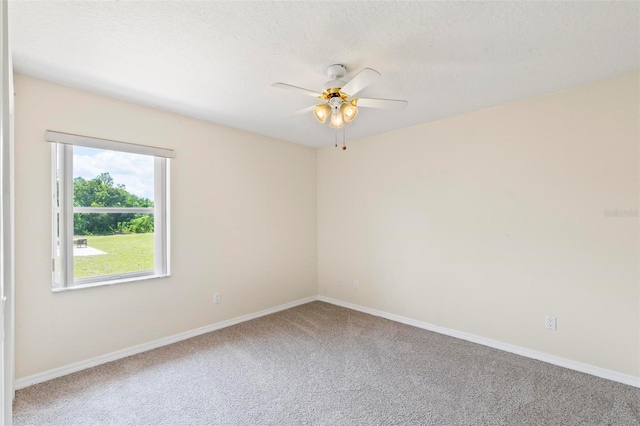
[323,64,348,92]
[326,64,347,80]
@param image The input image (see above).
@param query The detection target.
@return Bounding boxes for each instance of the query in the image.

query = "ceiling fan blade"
[356,97,408,110]
[282,104,316,118]
[340,68,381,97]
[272,82,322,98]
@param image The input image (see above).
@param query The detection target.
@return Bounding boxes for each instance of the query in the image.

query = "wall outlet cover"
[545,315,556,330]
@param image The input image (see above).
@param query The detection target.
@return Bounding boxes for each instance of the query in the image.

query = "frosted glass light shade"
[341,104,358,122]
[329,111,345,128]
[313,104,331,123]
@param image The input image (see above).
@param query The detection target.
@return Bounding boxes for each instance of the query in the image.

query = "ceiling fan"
[272,64,407,148]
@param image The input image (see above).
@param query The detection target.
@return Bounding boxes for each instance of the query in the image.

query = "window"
[48,131,173,290]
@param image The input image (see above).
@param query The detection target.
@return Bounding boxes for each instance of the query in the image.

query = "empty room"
[0,1,638,425]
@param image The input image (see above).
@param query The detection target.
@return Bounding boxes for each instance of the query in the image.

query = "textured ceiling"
[8,1,640,148]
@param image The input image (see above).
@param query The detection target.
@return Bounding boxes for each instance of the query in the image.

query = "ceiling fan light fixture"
[329,110,345,128]
[313,104,331,123]
[341,103,358,122]
[272,64,408,149]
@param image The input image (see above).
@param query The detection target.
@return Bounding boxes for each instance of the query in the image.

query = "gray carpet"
[13,301,640,425]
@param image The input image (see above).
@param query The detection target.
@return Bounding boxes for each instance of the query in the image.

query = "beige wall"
[318,73,640,377]
[14,72,639,382]
[14,74,317,379]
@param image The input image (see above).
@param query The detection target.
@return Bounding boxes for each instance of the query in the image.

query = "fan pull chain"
[342,125,347,150]
[335,126,338,148]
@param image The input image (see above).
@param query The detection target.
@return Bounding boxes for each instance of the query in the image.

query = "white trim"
[15,296,317,390]
[46,131,174,159]
[164,160,171,276]
[50,145,58,288]
[60,145,73,287]
[0,0,14,420]
[52,273,169,293]
[72,270,155,287]
[153,157,168,275]
[73,207,154,214]
[15,295,640,391]
[317,296,640,388]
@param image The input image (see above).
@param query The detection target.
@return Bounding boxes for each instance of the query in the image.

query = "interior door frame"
[1,0,16,423]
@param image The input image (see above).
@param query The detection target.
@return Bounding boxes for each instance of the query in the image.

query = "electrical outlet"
[545,315,556,330]
[214,292,221,304]
[353,280,359,289]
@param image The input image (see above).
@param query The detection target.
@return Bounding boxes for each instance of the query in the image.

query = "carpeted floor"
[13,301,640,425]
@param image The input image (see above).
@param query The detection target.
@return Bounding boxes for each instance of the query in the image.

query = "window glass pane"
[72,146,155,282]
[73,146,154,206]
[73,213,155,280]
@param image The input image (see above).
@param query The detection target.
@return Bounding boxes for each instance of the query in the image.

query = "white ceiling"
[8,1,640,148]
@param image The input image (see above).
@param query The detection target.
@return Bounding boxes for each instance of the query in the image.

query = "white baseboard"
[16,295,640,390]
[317,296,640,389]
[15,296,318,390]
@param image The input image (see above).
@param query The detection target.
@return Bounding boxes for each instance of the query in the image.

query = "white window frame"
[47,131,173,291]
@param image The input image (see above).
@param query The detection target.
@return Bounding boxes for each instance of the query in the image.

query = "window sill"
[52,273,171,293]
